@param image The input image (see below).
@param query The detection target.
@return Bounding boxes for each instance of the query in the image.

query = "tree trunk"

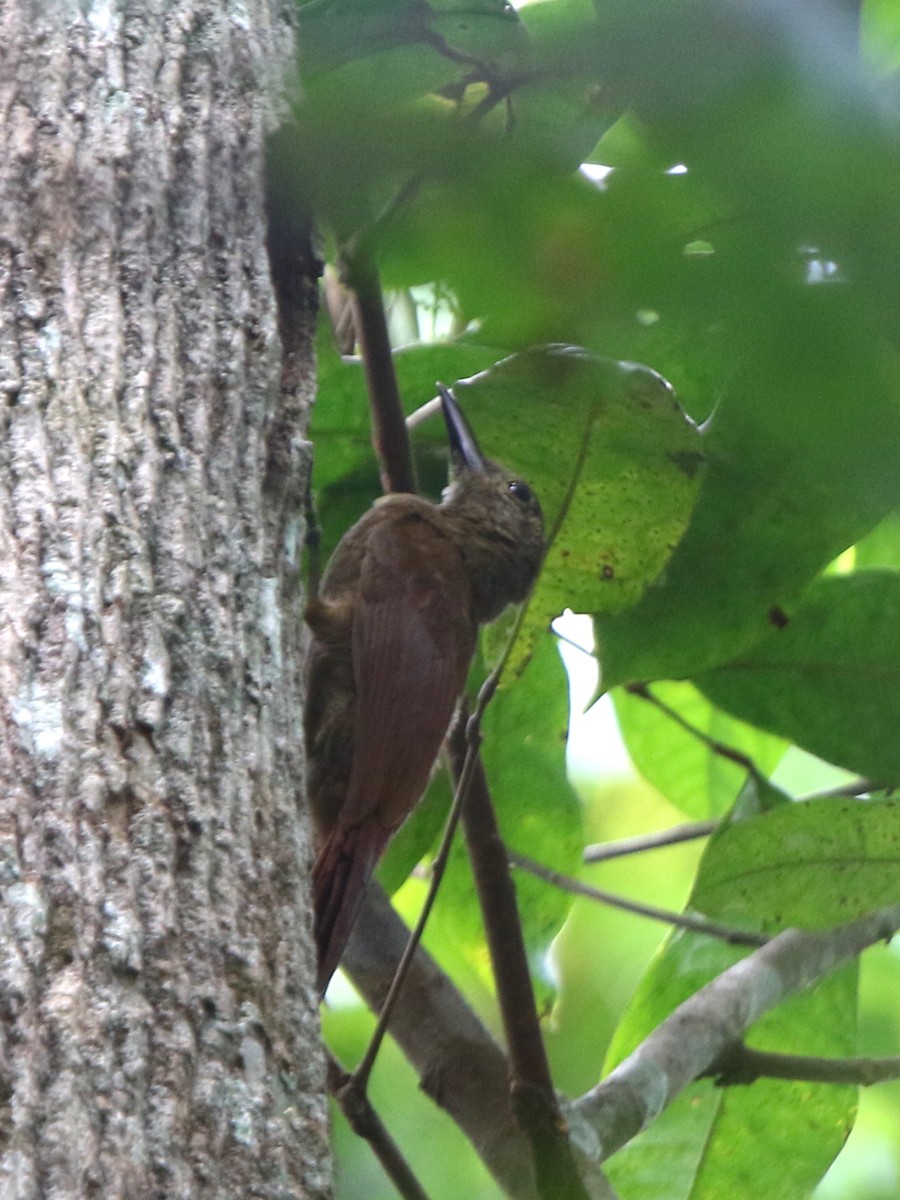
[0,3,327,1196]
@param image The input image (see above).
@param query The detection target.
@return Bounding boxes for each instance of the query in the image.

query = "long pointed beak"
[436,383,487,473]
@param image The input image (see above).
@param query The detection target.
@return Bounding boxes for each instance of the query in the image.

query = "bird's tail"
[313,820,389,996]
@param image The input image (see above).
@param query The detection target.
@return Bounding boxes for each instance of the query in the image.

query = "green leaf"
[510,0,624,167]
[296,0,526,79]
[377,768,453,896]
[608,796,827,1073]
[448,346,704,674]
[607,945,857,1200]
[595,299,900,687]
[430,4,528,65]
[605,795,900,1199]
[854,511,900,570]
[312,340,703,683]
[602,1080,722,1200]
[695,797,900,926]
[611,681,788,820]
[697,571,900,783]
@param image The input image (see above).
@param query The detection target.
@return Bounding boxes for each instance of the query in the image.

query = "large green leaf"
[286,0,608,250]
[511,0,625,167]
[594,298,900,687]
[854,511,900,570]
[694,797,900,925]
[448,346,704,674]
[605,795,900,1199]
[609,798,900,1072]
[606,977,857,1200]
[696,571,900,784]
[577,9,900,687]
[296,0,527,86]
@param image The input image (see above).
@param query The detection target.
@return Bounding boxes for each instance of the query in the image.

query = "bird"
[304,383,544,994]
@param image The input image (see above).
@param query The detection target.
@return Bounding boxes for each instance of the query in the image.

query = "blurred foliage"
[281,0,900,1195]
[612,680,789,820]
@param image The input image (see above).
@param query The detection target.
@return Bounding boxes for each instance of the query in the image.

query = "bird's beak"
[436,383,487,473]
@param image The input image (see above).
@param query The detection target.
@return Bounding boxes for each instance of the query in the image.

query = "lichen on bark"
[0,2,328,1195]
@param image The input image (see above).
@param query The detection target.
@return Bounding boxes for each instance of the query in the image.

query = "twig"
[707,1042,900,1088]
[442,582,592,1199]
[510,851,766,947]
[430,402,593,1198]
[583,820,717,863]
[326,1052,433,1200]
[343,886,543,1200]
[625,682,770,784]
[449,724,591,1200]
[552,626,594,658]
[796,778,882,802]
[340,247,417,494]
[405,396,442,430]
[350,661,506,1092]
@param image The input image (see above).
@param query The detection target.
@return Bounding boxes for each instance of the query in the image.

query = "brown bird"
[304,384,544,994]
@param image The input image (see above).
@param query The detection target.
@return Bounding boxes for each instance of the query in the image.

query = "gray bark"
[573,904,900,1163]
[0,2,327,1197]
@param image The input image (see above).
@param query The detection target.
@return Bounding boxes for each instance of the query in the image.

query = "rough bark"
[0,2,327,1197]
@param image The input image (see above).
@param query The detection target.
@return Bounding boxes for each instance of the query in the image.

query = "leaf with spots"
[447,346,704,674]
[605,793,900,1200]
[697,571,900,782]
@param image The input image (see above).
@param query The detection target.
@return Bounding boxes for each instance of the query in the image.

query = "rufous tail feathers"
[313,819,390,995]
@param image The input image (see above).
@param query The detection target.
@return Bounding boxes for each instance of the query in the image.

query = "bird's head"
[436,383,544,619]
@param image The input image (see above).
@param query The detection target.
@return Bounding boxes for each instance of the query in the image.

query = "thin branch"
[552,626,594,658]
[583,820,717,863]
[449,720,592,1200]
[707,1042,900,1088]
[511,851,766,947]
[340,247,417,494]
[442,636,595,1200]
[796,778,882,802]
[342,886,543,1200]
[405,396,442,430]
[584,802,884,867]
[326,1052,433,1200]
[451,711,555,1088]
[572,903,900,1164]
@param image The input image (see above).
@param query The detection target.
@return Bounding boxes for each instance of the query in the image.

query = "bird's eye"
[508,480,532,502]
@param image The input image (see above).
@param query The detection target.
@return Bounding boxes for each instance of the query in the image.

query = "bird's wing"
[340,508,476,833]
